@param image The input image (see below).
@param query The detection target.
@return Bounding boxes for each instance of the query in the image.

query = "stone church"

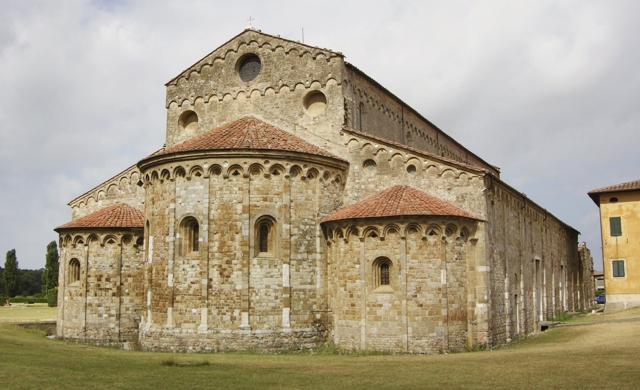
[55,29,593,353]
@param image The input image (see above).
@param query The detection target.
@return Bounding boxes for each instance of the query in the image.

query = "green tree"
[3,249,20,298]
[42,241,59,295]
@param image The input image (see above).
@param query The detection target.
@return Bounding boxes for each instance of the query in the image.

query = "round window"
[303,90,327,117]
[178,110,198,133]
[237,54,261,82]
[363,159,376,171]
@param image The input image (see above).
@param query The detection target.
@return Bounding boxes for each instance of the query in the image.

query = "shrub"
[47,288,58,307]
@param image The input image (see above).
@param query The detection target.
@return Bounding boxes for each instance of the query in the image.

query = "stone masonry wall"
[325,217,477,353]
[56,229,144,344]
[138,153,346,351]
[485,182,583,344]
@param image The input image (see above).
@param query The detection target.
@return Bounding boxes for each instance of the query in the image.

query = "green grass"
[1,309,639,389]
[0,303,57,323]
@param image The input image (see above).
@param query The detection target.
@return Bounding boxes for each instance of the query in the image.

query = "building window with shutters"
[610,217,622,236]
[612,260,625,278]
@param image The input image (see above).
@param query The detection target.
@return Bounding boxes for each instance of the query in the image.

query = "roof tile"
[158,116,342,160]
[56,203,144,230]
[323,185,477,222]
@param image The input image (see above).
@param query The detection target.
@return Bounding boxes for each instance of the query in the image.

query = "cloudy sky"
[1,0,639,270]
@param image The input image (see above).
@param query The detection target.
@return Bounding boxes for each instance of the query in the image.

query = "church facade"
[55,29,594,353]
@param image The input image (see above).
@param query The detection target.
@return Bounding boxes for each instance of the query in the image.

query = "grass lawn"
[1,308,639,389]
[0,303,57,323]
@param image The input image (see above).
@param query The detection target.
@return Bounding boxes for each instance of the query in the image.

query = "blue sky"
[2,0,639,270]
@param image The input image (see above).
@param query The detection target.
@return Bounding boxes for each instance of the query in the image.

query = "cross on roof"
[247,16,254,29]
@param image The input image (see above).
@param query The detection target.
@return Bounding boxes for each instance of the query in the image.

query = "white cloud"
[2,0,640,269]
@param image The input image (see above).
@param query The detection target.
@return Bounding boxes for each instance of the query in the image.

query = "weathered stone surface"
[55,29,593,353]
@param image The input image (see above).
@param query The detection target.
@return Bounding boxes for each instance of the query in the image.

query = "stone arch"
[68,258,81,284]
[444,223,458,238]
[188,165,204,179]
[173,166,186,179]
[404,223,422,238]
[306,167,319,180]
[160,169,171,181]
[151,171,160,182]
[363,226,380,239]
[269,164,285,177]
[345,226,360,241]
[289,165,302,178]
[383,224,401,238]
[249,163,264,177]
[73,235,85,248]
[227,164,244,178]
[209,164,223,176]
[102,234,118,246]
[425,224,442,238]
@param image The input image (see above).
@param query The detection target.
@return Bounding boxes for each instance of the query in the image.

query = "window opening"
[259,224,269,253]
[380,263,390,285]
[613,260,625,277]
[610,217,622,236]
[69,259,81,284]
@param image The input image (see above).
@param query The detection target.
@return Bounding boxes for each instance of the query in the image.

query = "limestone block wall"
[56,230,144,344]
[339,129,488,219]
[325,218,478,353]
[342,66,495,172]
[138,153,347,351]
[485,182,583,344]
[68,164,145,220]
[164,30,347,157]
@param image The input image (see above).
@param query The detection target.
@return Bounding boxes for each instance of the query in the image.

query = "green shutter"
[613,260,625,277]
[610,217,622,236]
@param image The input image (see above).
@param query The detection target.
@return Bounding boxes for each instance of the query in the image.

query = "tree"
[3,249,19,298]
[42,241,59,294]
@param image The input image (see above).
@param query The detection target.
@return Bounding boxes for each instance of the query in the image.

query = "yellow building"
[589,179,640,312]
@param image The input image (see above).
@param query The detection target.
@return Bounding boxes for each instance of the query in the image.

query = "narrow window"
[180,217,200,255]
[259,223,269,253]
[610,217,622,236]
[192,223,199,252]
[69,259,81,284]
[613,260,625,277]
[380,263,390,285]
[373,257,393,289]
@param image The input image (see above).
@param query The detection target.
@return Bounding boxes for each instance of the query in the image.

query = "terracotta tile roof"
[323,185,477,223]
[157,116,342,160]
[55,203,144,231]
[588,179,640,205]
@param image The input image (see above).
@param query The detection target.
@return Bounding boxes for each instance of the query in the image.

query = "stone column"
[240,170,251,330]
[199,170,211,333]
[401,234,408,352]
[359,236,366,350]
[166,178,176,328]
[282,172,292,330]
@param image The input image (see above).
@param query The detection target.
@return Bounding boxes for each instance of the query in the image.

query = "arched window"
[69,259,81,284]
[373,257,393,290]
[180,217,200,255]
[255,216,276,256]
[380,263,390,285]
[259,224,269,253]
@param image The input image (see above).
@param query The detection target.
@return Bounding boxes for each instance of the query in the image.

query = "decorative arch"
[289,165,302,178]
[248,163,264,177]
[269,164,285,177]
[345,226,360,241]
[227,164,244,178]
[209,164,223,176]
[383,224,401,238]
[404,223,422,238]
[363,226,380,239]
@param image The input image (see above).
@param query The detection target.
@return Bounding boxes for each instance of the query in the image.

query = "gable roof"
[323,185,477,223]
[55,203,144,231]
[167,28,343,86]
[151,116,343,160]
[588,179,640,205]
